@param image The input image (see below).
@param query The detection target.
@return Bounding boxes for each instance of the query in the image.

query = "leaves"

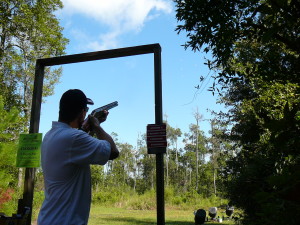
[0,0,68,207]
[0,0,68,116]
[174,0,300,224]
[0,95,22,193]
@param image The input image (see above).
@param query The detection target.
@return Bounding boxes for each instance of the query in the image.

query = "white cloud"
[87,31,120,50]
[61,0,173,51]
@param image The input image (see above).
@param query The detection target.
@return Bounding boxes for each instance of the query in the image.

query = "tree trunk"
[213,168,217,196]
[166,150,169,186]
[175,141,178,171]
[18,168,23,188]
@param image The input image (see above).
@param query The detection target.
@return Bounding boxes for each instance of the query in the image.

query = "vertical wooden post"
[22,61,44,225]
[154,46,165,225]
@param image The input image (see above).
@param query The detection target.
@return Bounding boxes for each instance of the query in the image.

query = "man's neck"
[59,120,79,129]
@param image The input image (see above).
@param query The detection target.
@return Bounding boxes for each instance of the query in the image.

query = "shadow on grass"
[103,216,225,225]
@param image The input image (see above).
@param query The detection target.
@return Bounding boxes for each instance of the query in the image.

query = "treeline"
[175,0,300,225]
[1,105,230,214]
[63,116,230,211]
[85,117,230,198]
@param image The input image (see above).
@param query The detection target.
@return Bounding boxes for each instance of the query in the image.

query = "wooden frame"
[20,43,166,225]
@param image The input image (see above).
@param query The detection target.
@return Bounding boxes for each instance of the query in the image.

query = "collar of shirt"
[52,121,72,129]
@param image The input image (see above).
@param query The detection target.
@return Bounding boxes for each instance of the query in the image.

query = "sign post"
[153,47,166,225]
[146,123,166,225]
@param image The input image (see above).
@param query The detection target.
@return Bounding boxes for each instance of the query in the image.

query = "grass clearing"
[88,205,235,225]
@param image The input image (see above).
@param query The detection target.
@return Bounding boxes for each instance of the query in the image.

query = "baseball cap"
[60,89,94,113]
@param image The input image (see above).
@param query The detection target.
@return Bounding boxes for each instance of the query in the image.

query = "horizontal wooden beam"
[38,43,161,66]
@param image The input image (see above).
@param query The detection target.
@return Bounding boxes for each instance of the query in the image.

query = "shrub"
[0,189,21,216]
[32,191,45,220]
[126,189,156,210]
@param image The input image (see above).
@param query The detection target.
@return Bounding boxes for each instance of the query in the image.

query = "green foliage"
[87,119,230,209]
[26,191,45,221]
[32,191,44,213]
[0,0,68,118]
[174,0,300,76]
[126,189,156,210]
[0,188,22,216]
[0,0,68,217]
[0,96,23,216]
[27,119,233,219]
[0,142,18,189]
[223,85,300,224]
[92,186,134,206]
[174,0,300,224]
[92,189,122,205]
[0,96,24,142]
[137,150,156,193]
[0,96,22,211]
[91,185,229,212]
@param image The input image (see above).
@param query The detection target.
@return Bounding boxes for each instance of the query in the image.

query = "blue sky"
[39,0,225,147]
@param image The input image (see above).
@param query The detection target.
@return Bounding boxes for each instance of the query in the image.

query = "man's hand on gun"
[93,110,109,124]
[82,110,108,133]
[81,101,119,159]
[81,101,118,134]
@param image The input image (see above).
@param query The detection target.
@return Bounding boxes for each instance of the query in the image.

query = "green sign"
[16,133,42,168]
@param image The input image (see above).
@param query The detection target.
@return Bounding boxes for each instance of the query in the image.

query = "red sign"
[146,124,167,149]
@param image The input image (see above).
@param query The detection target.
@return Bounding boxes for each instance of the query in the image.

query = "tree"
[207,118,232,197]
[90,165,105,192]
[175,0,300,82]
[0,0,68,117]
[0,96,23,209]
[183,123,207,194]
[193,109,202,191]
[174,0,300,224]
[113,143,135,187]
[166,123,182,189]
[139,134,156,192]
[165,117,182,186]
[221,82,300,224]
[0,0,68,214]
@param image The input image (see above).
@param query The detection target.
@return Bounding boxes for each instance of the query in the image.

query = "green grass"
[88,205,235,225]
[31,190,237,224]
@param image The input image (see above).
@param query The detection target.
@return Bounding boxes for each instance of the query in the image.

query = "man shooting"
[38,89,119,225]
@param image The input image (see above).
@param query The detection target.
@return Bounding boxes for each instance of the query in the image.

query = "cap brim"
[87,98,94,105]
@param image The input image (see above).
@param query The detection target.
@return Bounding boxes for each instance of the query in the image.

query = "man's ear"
[79,109,86,118]
[75,109,84,122]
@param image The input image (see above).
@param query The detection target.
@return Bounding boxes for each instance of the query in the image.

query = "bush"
[92,186,133,205]
[164,186,175,203]
[32,191,45,220]
[171,195,183,206]
[126,189,156,210]
[0,189,21,216]
[91,185,230,212]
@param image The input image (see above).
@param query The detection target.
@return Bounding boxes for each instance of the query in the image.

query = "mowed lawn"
[88,205,235,225]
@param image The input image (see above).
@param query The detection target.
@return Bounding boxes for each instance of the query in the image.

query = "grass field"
[88,205,235,225]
